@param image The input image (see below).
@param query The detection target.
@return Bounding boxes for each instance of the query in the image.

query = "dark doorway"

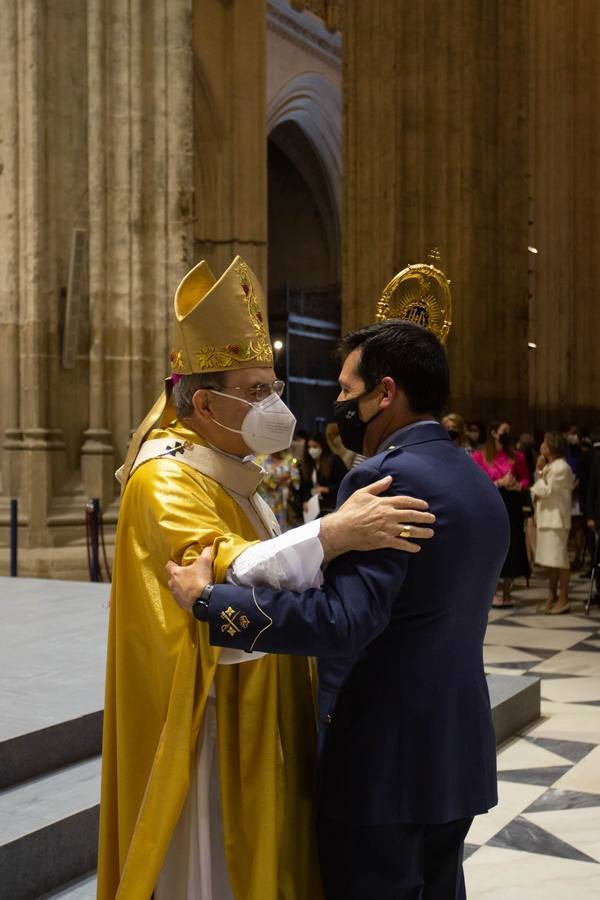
[267,122,341,432]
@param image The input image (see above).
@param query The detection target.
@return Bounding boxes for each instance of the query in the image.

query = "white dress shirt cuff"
[228,519,324,591]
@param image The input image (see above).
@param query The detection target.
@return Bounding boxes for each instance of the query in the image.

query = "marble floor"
[465,572,600,898]
[3,575,599,897]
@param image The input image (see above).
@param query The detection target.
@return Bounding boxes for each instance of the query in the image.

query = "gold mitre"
[169,255,274,375]
[376,252,452,343]
[117,255,273,489]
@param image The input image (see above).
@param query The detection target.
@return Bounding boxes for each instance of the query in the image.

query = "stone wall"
[343,0,600,432]
[343,0,530,428]
[0,0,195,560]
[528,0,600,424]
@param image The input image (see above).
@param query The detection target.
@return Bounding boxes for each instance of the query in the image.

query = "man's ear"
[380,376,398,409]
[191,389,213,421]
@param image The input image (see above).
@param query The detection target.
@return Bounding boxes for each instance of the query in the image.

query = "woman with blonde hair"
[441,412,473,454]
[532,431,575,614]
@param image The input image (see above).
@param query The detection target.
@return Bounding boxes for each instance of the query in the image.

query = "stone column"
[529,0,600,426]
[0,1,22,498]
[193,0,268,288]
[159,0,196,384]
[0,0,195,557]
[343,1,530,426]
[8,0,68,545]
[83,0,195,498]
[81,0,114,508]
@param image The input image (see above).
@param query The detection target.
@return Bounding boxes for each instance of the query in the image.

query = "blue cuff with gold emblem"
[207,585,272,652]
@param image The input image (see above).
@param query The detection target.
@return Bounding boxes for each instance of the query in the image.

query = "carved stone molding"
[289,0,341,32]
[268,0,341,67]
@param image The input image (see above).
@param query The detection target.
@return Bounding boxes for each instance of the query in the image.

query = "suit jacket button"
[325,714,332,725]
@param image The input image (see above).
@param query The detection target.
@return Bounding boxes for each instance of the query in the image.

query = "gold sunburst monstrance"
[376,262,452,343]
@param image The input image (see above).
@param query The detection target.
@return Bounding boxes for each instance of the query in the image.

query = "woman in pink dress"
[473,421,531,607]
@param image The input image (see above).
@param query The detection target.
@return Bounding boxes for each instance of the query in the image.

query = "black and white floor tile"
[465,573,600,897]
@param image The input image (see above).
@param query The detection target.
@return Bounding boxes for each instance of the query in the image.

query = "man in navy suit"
[168,320,510,899]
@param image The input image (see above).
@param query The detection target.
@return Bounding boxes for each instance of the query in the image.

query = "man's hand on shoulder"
[319,475,435,562]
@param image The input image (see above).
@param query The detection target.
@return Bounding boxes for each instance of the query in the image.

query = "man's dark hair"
[337,319,450,417]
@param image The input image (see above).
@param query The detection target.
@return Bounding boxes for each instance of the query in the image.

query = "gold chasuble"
[97,420,322,899]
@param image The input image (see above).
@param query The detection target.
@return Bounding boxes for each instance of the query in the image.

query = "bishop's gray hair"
[173,372,226,419]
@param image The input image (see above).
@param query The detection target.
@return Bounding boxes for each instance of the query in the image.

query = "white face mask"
[209,389,297,455]
[308,446,322,460]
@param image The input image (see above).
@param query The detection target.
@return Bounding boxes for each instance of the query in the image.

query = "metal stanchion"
[10,499,18,577]
[85,497,111,583]
[86,498,101,582]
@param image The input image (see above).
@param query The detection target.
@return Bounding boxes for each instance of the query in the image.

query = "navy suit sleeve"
[205,462,409,658]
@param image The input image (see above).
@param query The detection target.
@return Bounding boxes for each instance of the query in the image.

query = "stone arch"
[267,73,341,269]
[267,73,342,430]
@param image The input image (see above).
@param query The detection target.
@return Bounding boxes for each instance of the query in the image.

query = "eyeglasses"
[210,379,285,403]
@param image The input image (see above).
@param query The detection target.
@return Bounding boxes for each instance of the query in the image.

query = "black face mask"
[333,390,382,454]
[499,432,511,449]
[447,429,460,442]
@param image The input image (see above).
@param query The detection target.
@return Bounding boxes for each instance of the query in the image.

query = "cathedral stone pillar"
[343,1,530,426]
[193,0,268,288]
[0,0,195,556]
[0,2,22,500]
[529,0,600,425]
[0,0,68,544]
[83,0,195,506]
[80,0,115,509]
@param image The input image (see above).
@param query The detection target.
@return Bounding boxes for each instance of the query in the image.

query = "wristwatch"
[192,582,215,621]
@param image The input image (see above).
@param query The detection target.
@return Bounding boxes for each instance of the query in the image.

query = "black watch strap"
[192,582,215,621]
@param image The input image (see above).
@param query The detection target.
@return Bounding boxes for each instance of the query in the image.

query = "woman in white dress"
[531,431,575,614]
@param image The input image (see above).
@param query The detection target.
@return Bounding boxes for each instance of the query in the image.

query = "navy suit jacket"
[206,422,510,825]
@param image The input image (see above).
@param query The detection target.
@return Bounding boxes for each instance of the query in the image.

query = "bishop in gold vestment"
[97,257,322,899]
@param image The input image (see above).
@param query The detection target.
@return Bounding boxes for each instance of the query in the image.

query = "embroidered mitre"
[170,256,274,374]
[118,255,273,488]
